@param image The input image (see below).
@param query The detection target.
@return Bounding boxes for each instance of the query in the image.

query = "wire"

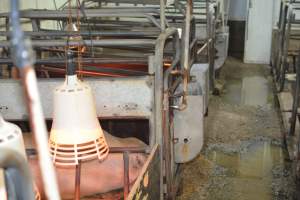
[80,0,95,57]
[52,0,63,30]
[75,0,83,78]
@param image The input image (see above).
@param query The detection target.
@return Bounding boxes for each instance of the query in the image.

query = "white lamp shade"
[49,75,109,166]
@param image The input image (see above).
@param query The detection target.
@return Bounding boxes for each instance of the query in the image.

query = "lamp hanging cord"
[9,0,61,199]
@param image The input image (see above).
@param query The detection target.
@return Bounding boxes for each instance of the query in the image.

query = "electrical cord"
[78,0,95,57]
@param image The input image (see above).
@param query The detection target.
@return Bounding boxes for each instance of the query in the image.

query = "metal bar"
[197,40,209,54]
[110,147,148,153]
[182,0,193,71]
[123,151,130,200]
[78,19,158,27]
[39,65,148,76]
[274,3,288,78]
[74,162,81,200]
[179,0,193,113]
[278,5,293,92]
[160,0,166,31]
[21,67,61,200]
[153,27,180,200]
[289,53,300,136]
[207,0,216,91]
[161,30,181,200]
[87,0,161,4]
[9,0,61,199]
[0,58,149,65]
[0,31,160,37]
[0,10,162,30]
[0,8,161,17]
[0,39,156,48]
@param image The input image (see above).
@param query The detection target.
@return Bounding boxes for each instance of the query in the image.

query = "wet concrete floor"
[224,75,269,107]
[177,57,296,200]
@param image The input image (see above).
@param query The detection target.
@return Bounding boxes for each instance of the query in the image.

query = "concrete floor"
[177,57,296,200]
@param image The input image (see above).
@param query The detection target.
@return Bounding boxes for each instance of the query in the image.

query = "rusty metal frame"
[26,146,150,200]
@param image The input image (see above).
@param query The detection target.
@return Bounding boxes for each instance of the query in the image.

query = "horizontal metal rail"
[0,31,160,37]
[0,39,156,47]
[0,9,162,30]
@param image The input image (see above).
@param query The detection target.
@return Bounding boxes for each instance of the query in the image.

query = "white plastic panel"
[174,96,204,163]
[191,63,209,114]
[0,77,154,120]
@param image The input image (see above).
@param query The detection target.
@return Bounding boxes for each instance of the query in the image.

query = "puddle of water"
[241,76,269,107]
[207,141,285,200]
[224,76,270,107]
[223,79,242,105]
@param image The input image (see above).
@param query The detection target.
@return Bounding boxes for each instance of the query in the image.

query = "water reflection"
[224,76,270,107]
[207,141,284,200]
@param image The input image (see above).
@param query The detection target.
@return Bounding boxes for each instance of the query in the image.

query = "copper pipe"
[10,0,60,198]
[21,67,61,200]
[39,66,125,77]
[77,70,125,77]
[123,151,130,200]
[74,161,81,200]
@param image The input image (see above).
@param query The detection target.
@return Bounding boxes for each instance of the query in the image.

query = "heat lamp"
[0,115,41,200]
[49,50,109,166]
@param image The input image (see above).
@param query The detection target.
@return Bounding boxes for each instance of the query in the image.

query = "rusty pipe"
[10,0,60,199]
[20,67,60,200]
[74,162,81,200]
[123,151,130,200]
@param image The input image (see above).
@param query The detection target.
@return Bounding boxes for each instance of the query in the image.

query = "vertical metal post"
[148,55,156,149]
[20,67,61,200]
[10,0,61,199]
[206,0,215,91]
[162,108,173,199]
[154,40,164,200]
[289,53,300,136]
[74,161,81,200]
[279,7,293,92]
[160,0,166,31]
[182,0,192,71]
[123,151,130,200]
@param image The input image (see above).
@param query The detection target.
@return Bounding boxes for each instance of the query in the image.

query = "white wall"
[1,0,72,30]
[244,0,274,64]
[228,0,247,21]
[1,0,70,11]
[272,0,281,27]
[1,0,38,10]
